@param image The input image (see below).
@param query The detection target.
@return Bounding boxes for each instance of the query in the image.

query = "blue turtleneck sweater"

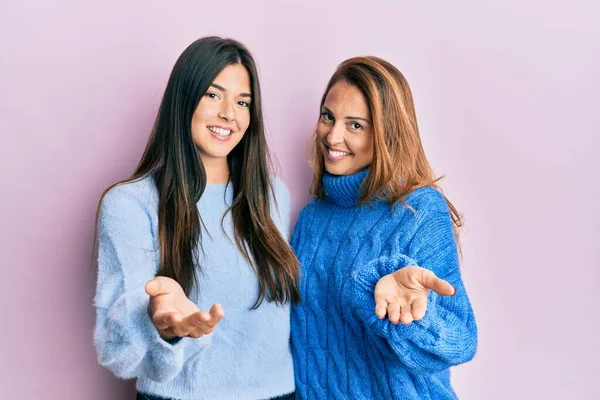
[290,169,478,399]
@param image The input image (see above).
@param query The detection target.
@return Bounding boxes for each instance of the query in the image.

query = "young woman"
[291,56,478,399]
[94,36,299,400]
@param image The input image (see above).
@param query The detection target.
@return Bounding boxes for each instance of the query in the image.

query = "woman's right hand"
[145,276,224,340]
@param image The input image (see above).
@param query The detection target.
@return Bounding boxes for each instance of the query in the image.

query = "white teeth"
[208,126,232,136]
[328,148,350,158]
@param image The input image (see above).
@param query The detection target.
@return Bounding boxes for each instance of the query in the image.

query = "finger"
[187,330,205,339]
[153,311,183,330]
[411,296,428,321]
[209,303,225,323]
[171,313,204,337]
[375,298,389,319]
[184,311,214,337]
[419,270,455,297]
[159,328,177,340]
[188,311,212,329]
[387,301,402,325]
[171,324,192,338]
[399,303,413,325]
[145,277,181,297]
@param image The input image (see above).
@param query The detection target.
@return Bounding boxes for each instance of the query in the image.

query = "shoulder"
[97,176,158,249]
[271,176,290,204]
[269,176,292,226]
[270,176,292,219]
[404,186,450,216]
[100,175,158,219]
[295,198,319,224]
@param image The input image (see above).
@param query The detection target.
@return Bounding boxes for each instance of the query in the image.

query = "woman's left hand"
[374,266,455,325]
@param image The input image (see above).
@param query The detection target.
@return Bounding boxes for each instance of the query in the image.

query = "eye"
[237,100,250,108]
[350,122,363,130]
[321,112,334,122]
[205,92,220,100]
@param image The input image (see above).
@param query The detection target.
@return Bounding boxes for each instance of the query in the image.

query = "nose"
[218,101,235,122]
[326,122,345,146]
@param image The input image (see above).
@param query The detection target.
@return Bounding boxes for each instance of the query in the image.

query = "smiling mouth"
[208,126,233,137]
[324,144,352,159]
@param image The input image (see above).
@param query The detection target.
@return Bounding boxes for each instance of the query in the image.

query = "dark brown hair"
[95,37,299,307]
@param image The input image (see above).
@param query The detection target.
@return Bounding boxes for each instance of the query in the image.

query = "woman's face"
[316,81,374,176]
[191,64,252,163]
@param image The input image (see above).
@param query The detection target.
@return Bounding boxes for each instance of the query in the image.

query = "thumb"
[418,269,455,297]
[145,276,180,297]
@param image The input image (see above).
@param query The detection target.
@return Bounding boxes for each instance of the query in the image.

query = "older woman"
[291,56,478,399]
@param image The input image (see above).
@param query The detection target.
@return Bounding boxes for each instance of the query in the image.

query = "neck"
[201,156,230,184]
[322,168,370,207]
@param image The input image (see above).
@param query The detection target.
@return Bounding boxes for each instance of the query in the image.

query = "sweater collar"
[322,168,369,207]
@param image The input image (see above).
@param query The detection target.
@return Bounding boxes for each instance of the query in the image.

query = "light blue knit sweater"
[290,169,478,399]
[94,175,295,400]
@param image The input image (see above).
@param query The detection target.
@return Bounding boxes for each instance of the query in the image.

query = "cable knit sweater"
[290,169,478,399]
[94,175,295,400]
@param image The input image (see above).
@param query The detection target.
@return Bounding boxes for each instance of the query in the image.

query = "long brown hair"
[95,37,300,307]
[310,56,463,239]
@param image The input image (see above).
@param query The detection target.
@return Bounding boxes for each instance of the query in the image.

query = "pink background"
[1,1,598,399]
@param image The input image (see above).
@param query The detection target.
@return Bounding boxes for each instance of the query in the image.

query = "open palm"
[374,266,455,325]
[145,276,224,340]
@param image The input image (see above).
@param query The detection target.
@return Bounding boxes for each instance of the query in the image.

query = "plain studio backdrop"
[1,1,598,399]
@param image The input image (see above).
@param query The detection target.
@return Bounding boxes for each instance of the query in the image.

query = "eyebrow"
[322,106,370,123]
[210,83,252,98]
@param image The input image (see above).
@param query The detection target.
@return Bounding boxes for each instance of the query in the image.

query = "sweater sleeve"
[93,185,210,383]
[346,209,478,375]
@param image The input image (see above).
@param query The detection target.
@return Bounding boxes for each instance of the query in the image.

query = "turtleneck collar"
[322,168,369,207]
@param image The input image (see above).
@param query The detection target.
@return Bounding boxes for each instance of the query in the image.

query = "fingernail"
[452,286,457,296]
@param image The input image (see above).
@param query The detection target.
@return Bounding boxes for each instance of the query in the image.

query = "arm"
[347,209,478,374]
[93,185,210,382]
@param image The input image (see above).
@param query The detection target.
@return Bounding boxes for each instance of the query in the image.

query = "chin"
[324,163,349,176]
[211,151,233,159]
